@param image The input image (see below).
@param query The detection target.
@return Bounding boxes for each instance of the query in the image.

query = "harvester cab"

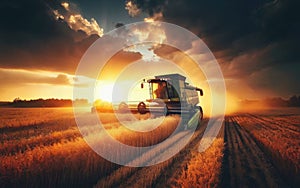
[137,73,204,127]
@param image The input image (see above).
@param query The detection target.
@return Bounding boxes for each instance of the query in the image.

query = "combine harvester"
[93,74,204,129]
[126,74,203,129]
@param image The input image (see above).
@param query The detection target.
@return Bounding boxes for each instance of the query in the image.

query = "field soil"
[221,117,287,187]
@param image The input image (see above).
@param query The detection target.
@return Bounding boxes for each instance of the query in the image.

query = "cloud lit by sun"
[144,12,163,22]
[124,44,160,62]
[61,2,70,11]
[125,1,141,17]
[52,2,104,37]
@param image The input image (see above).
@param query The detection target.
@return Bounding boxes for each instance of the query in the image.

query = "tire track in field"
[265,115,300,128]
[247,113,300,135]
[221,117,288,188]
[94,120,208,188]
[94,131,191,188]
[235,114,300,187]
[146,122,207,188]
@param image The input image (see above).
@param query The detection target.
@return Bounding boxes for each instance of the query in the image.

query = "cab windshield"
[151,81,168,99]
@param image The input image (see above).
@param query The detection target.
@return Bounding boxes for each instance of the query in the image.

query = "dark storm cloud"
[131,0,300,96]
[0,0,99,74]
[126,0,167,17]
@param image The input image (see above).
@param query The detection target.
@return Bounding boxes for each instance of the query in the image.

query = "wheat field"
[0,107,299,187]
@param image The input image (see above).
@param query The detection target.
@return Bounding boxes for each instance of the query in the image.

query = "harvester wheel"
[118,102,128,112]
[137,102,147,114]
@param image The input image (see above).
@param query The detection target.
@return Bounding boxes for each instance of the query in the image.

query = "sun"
[95,82,114,102]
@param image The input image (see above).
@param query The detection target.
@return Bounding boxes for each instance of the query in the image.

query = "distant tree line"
[263,95,300,107]
[0,98,90,108]
[238,95,300,108]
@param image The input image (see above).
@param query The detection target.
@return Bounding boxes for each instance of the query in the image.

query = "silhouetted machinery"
[136,73,204,127]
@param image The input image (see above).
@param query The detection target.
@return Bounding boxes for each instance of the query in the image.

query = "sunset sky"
[0,0,299,102]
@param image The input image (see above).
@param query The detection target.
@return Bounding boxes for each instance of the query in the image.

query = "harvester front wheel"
[137,102,147,114]
[118,102,128,113]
